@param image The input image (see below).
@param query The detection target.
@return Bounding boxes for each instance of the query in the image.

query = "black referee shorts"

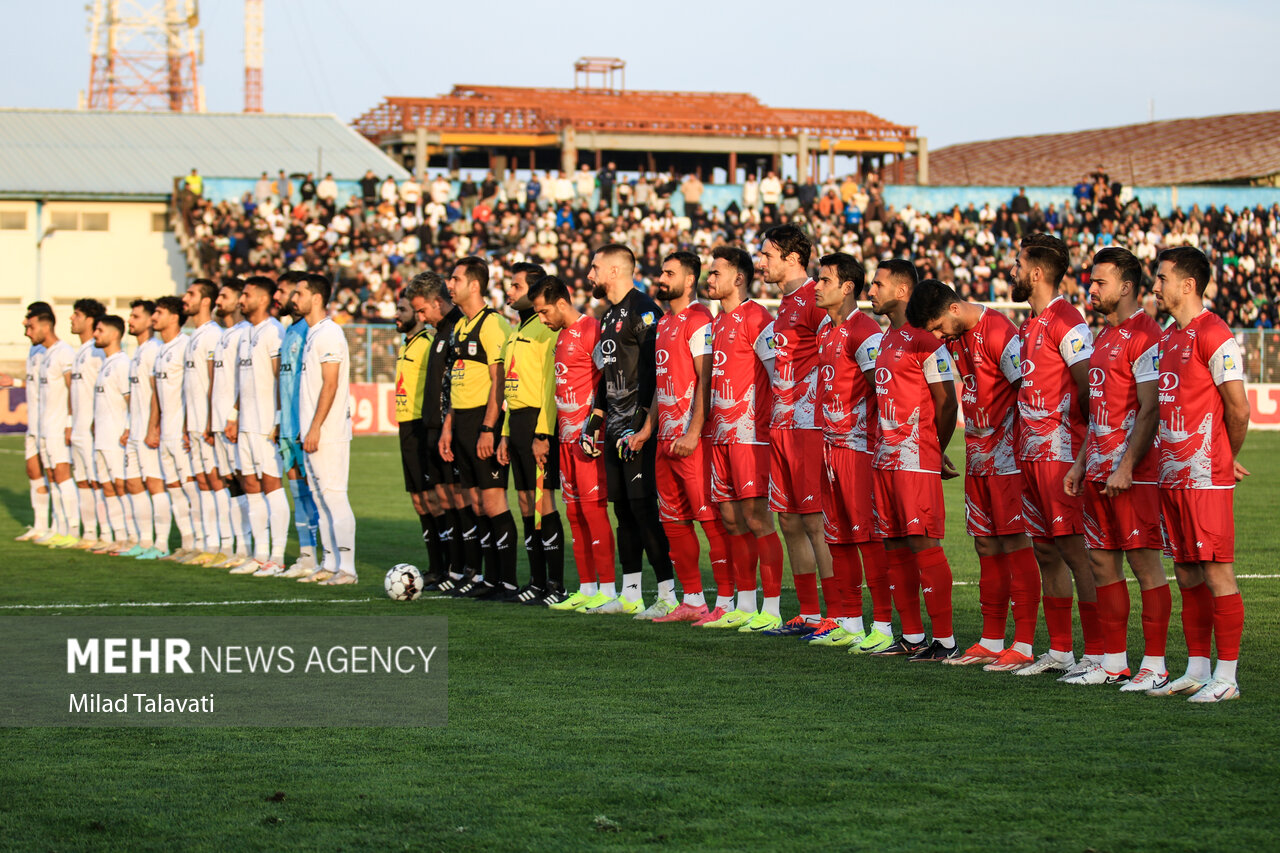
[604,430,657,502]
[399,420,429,492]
[424,426,459,489]
[452,408,508,490]
[506,407,561,493]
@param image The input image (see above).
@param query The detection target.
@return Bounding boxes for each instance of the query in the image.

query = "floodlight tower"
[244,0,263,112]
[84,0,204,112]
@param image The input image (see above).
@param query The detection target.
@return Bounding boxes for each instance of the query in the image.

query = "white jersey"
[238,317,284,434]
[183,320,221,434]
[129,337,162,439]
[153,332,189,442]
[25,343,45,438]
[70,339,106,438]
[299,317,352,444]
[38,340,75,439]
[93,351,131,452]
[210,320,250,433]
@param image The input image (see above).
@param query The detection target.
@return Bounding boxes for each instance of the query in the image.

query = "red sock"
[1043,596,1074,653]
[1006,548,1042,646]
[858,541,892,623]
[1078,600,1104,656]
[886,547,923,635]
[701,519,732,600]
[915,546,954,638]
[1180,582,1214,659]
[663,521,702,595]
[565,502,594,584]
[1140,585,1172,658]
[757,532,784,598]
[1212,592,1244,662]
[581,501,616,583]
[978,553,1011,640]
[729,533,757,596]
[794,572,821,616]
[1095,581,1130,657]
[830,543,863,618]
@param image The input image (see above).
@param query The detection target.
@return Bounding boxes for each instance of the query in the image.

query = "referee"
[407,271,467,591]
[439,257,519,600]
[497,262,565,604]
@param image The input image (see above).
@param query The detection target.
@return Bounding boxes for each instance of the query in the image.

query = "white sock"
[580,582,599,597]
[715,595,735,611]
[246,491,269,562]
[214,488,233,551]
[904,632,926,644]
[979,637,1004,653]
[232,493,250,556]
[265,487,290,563]
[323,489,356,575]
[57,480,78,536]
[683,592,706,608]
[1185,655,1212,681]
[1012,641,1033,656]
[737,589,757,613]
[1103,652,1128,673]
[1049,648,1075,662]
[151,490,171,551]
[841,616,865,634]
[934,634,956,649]
[78,485,96,539]
[48,482,67,535]
[199,488,219,551]
[167,485,194,550]
[119,489,137,543]
[1139,655,1166,675]
[131,491,154,547]
[800,611,821,623]
[600,581,617,597]
[762,595,780,618]
[180,480,203,549]
[1214,658,1238,683]
[94,488,109,541]
[873,620,893,637]
[657,578,676,603]
[31,481,50,532]
[621,572,642,602]
[106,495,126,543]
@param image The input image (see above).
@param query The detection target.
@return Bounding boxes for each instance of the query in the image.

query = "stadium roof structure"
[0,109,408,201]
[884,111,1280,187]
[353,63,924,182]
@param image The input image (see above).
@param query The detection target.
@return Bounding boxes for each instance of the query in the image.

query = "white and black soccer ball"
[384,563,423,601]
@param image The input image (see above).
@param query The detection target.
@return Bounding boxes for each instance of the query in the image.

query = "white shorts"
[214,432,241,477]
[40,434,70,468]
[240,432,282,480]
[303,440,350,493]
[71,436,96,482]
[94,445,126,483]
[24,433,38,461]
[125,438,163,482]
[187,431,217,476]
[158,438,193,485]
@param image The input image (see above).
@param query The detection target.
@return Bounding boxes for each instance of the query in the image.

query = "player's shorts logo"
[1157,372,1179,391]
[1020,359,1035,377]
[874,367,891,385]
[1088,367,1105,387]
[713,350,727,367]
[655,349,669,366]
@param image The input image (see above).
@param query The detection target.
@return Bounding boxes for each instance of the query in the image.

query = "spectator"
[575,164,596,208]
[759,170,782,215]
[599,161,617,209]
[359,169,379,207]
[254,171,273,205]
[681,173,704,219]
[526,172,542,208]
[742,173,759,211]
[458,174,479,218]
[275,169,292,202]
[400,174,421,211]
[184,167,202,196]
[299,172,317,204]
[553,170,575,207]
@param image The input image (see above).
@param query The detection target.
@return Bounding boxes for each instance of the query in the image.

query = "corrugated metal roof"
[0,109,409,200]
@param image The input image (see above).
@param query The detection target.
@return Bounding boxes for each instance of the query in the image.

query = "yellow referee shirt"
[395,327,432,423]
[500,311,559,437]
[449,307,512,411]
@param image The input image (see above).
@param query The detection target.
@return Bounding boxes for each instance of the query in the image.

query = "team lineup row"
[10,272,358,583]
[389,228,1248,706]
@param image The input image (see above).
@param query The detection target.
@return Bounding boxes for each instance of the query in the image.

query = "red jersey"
[1158,310,1246,490]
[553,314,601,443]
[950,307,1022,476]
[873,324,955,474]
[770,279,825,430]
[1017,297,1093,463]
[655,302,714,441]
[1085,310,1161,483]
[817,310,882,453]
[710,300,776,446]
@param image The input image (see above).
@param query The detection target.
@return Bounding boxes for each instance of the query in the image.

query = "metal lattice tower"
[243,0,263,112]
[84,0,204,112]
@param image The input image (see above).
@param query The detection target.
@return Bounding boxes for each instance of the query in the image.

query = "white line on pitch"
[0,596,462,610]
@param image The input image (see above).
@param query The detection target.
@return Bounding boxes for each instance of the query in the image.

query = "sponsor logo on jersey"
[600,339,617,355]
[1088,367,1106,387]
[1157,372,1179,391]
[641,312,655,326]
[655,349,670,366]
[874,367,891,385]
[1020,359,1035,377]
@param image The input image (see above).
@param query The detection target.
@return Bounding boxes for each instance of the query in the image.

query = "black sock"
[460,507,482,579]
[540,511,564,588]
[444,508,465,576]
[613,499,642,576]
[477,514,496,584]
[523,514,545,588]
[632,495,673,583]
[492,510,519,588]
[419,512,444,576]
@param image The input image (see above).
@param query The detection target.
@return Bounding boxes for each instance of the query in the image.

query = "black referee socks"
[490,510,519,588]
[540,512,564,587]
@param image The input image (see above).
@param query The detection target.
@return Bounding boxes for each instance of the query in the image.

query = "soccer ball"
[384,564,423,601]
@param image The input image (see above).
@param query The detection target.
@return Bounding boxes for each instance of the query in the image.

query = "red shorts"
[711,444,770,504]
[964,472,1026,537]
[656,439,716,522]
[1160,487,1234,564]
[769,428,823,514]
[1083,481,1163,551]
[873,467,945,540]
[1020,459,1084,540]
[558,441,607,505]
[822,443,874,544]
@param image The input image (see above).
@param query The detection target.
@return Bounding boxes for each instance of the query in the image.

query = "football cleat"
[800,619,840,642]
[870,637,929,657]
[908,640,963,662]
[653,602,709,623]
[74,538,100,550]
[691,606,728,627]
[1013,652,1076,677]
[15,527,41,542]
[229,560,262,575]
[852,629,896,654]
[634,599,676,621]
[514,584,545,604]
[433,575,465,593]
[34,532,61,545]
[298,568,334,584]
[1168,673,1208,696]
[1120,668,1171,694]
[945,642,1003,666]
[761,615,821,637]
[576,591,617,612]
[808,626,856,647]
[982,648,1035,672]
[1056,657,1102,682]
[321,572,359,586]
[52,535,82,549]
[739,612,783,633]
[582,595,626,614]
[1187,677,1240,703]
[135,546,169,561]
[252,561,286,577]
[117,544,146,558]
[548,590,590,611]
[281,563,314,579]
[462,581,499,599]
[1060,661,1131,685]
[701,608,754,629]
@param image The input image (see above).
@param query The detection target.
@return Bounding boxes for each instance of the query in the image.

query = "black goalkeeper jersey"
[594,288,663,441]
[423,305,462,429]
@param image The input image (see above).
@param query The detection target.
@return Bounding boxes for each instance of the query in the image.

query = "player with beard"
[119,300,167,558]
[582,244,676,615]
[3,303,51,542]
[29,307,78,547]
[1152,247,1250,702]
[497,262,566,604]
[90,315,131,552]
[68,298,107,549]
[867,263,962,661]
[393,287,443,582]
[906,279,1039,669]
[1061,247,1168,688]
[1010,233,1100,678]
[271,273,320,577]
[179,280,224,565]
[147,296,197,559]
[207,281,256,568]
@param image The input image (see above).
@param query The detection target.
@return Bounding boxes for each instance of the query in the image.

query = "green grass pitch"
[1,432,1279,851]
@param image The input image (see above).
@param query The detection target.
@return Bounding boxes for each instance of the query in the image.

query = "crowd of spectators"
[176,164,1280,330]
